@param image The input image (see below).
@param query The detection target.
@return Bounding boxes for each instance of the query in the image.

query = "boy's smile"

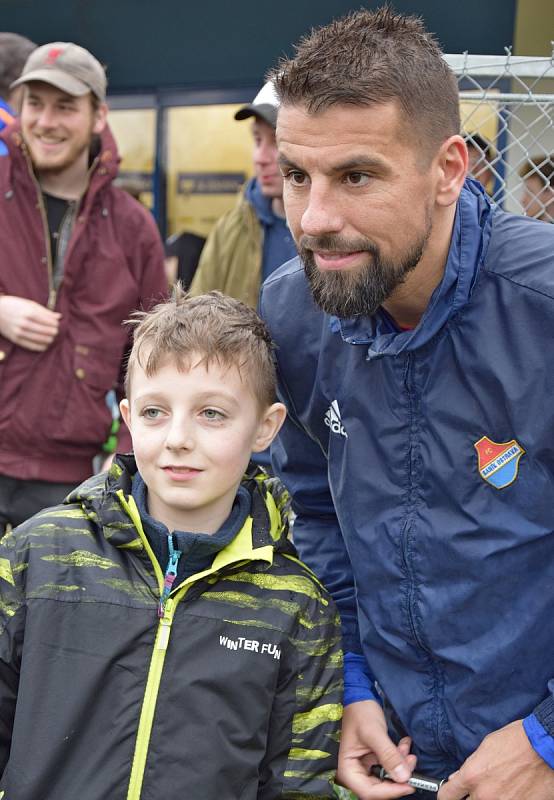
[120,354,284,534]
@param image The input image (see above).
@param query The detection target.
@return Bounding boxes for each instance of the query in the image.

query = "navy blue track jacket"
[260,180,554,776]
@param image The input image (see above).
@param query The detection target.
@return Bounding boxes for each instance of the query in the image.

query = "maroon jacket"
[0,123,167,483]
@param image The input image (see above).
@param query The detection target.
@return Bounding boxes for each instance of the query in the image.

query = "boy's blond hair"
[125,286,277,408]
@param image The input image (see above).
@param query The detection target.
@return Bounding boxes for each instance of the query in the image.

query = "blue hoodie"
[245,178,296,281]
[0,99,14,156]
[260,180,554,776]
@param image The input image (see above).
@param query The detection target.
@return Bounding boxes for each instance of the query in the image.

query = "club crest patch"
[474,436,525,489]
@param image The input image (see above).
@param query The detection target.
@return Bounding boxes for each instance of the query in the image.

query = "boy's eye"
[202,408,224,421]
[142,407,162,420]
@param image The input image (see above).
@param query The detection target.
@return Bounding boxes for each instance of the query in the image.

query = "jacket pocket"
[47,344,123,448]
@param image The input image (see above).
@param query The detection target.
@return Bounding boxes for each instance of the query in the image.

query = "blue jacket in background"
[260,180,554,776]
[0,99,14,156]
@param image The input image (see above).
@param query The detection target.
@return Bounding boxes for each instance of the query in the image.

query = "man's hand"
[439,719,554,800]
[0,295,61,351]
[337,700,417,799]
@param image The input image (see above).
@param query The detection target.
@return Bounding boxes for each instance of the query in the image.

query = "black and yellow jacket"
[0,456,342,799]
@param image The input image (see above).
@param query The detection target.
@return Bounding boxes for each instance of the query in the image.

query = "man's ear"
[252,402,287,452]
[92,101,108,135]
[119,398,131,430]
[435,134,468,207]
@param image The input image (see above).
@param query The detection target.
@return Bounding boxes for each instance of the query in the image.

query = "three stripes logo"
[324,400,347,437]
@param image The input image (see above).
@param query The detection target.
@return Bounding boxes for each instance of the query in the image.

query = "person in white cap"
[0,42,167,533]
[189,82,297,308]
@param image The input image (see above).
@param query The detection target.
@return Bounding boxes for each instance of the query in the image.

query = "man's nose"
[36,106,58,129]
[300,183,343,237]
[255,141,277,166]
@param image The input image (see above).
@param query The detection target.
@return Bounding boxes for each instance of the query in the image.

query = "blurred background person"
[520,155,554,222]
[0,42,167,533]
[465,132,496,194]
[164,229,206,290]
[189,81,296,308]
[0,32,36,153]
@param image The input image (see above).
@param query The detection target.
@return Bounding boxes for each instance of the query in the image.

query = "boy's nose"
[165,420,194,450]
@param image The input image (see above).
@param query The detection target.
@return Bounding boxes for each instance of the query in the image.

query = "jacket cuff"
[535,693,554,736]
[343,651,381,707]
[523,714,554,769]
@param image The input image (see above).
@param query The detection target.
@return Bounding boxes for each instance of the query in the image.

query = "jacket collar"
[67,454,293,560]
[245,177,277,226]
[336,179,493,360]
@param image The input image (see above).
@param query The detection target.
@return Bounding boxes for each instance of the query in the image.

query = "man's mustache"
[299,234,378,255]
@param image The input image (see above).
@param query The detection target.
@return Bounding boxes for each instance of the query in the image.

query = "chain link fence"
[444,49,554,222]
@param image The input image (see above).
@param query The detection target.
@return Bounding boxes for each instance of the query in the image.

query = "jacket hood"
[66,454,294,557]
[244,176,276,226]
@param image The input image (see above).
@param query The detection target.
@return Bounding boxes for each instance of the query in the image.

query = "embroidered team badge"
[474,436,525,489]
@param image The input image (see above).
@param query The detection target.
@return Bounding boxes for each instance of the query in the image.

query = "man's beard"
[299,222,432,318]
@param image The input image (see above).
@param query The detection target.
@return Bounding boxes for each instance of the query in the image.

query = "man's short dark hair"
[270,6,460,157]
[519,155,554,188]
[0,33,36,101]
[465,133,494,163]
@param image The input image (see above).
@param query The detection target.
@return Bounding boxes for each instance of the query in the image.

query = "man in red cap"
[0,42,167,532]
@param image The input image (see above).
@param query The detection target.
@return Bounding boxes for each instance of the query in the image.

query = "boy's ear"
[119,398,131,430]
[252,402,287,453]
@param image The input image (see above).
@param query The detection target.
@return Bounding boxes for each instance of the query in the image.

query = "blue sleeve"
[271,423,361,654]
[343,652,382,706]
[523,714,554,769]
[260,275,361,656]
[524,688,554,769]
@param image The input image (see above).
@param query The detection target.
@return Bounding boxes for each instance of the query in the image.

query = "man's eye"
[286,171,307,187]
[346,173,370,186]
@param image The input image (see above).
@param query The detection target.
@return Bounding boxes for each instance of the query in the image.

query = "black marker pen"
[370,764,447,794]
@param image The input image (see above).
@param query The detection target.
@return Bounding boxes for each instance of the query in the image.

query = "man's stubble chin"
[300,220,432,318]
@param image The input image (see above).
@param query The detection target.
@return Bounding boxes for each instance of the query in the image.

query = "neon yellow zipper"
[126,596,176,800]
[118,491,274,800]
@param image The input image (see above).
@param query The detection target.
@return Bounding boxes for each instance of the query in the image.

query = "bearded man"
[260,8,554,800]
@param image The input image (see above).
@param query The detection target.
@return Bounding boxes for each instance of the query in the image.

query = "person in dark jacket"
[0,42,167,532]
[260,7,554,800]
[0,288,342,799]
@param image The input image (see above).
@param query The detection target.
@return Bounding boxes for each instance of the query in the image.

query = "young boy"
[0,289,342,799]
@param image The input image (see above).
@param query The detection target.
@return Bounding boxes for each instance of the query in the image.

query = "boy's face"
[120,355,285,534]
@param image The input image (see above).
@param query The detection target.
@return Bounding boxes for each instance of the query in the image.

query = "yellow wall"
[108,108,157,208]
[514,0,554,55]
[166,105,254,238]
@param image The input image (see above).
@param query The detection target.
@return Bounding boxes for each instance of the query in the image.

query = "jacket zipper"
[29,166,56,309]
[117,490,273,800]
[126,595,178,800]
[158,535,181,618]
[126,557,255,800]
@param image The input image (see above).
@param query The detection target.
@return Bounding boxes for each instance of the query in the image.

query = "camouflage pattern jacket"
[0,456,342,800]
